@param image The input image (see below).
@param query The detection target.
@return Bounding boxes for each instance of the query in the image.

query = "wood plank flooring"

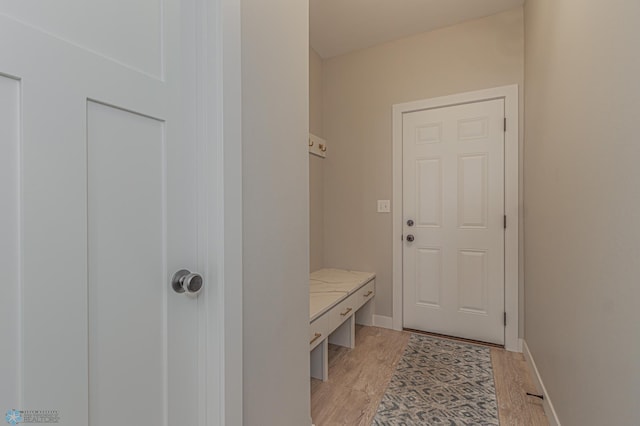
[491,347,548,425]
[310,326,409,425]
[310,326,547,426]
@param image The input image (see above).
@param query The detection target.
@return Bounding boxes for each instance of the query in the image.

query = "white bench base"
[309,272,375,382]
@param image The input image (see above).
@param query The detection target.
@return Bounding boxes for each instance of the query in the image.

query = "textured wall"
[322,9,524,331]
[241,0,311,424]
[524,0,640,424]
[309,47,324,272]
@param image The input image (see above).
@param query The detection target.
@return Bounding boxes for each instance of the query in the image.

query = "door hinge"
[503,117,507,132]
[504,312,507,326]
[503,215,507,229]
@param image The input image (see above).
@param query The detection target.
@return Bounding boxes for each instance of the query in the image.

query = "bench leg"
[328,315,355,349]
[310,338,328,381]
[355,298,374,326]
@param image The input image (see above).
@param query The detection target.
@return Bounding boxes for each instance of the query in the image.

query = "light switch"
[377,200,391,213]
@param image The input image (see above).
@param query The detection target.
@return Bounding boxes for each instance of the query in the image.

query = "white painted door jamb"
[198,0,242,424]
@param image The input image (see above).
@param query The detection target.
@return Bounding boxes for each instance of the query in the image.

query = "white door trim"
[392,85,519,352]
[198,0,243,424]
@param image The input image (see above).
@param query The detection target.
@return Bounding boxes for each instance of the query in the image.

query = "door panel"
[87,102,167,425]
[458,154,488,228]
[2,0,163,77]
[416,158,442,227]
[0,2,200,424]
[457,249,488,314]
[403,99,505,345]
[416,248,442,308]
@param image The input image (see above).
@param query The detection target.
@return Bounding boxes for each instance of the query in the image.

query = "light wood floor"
[310,326,547,426]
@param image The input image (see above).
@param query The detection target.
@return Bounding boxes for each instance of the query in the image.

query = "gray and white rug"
[373,334,499,425]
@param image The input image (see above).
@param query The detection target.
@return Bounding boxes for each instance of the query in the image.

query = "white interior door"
[402,99,505,345]
[0,1,203,425]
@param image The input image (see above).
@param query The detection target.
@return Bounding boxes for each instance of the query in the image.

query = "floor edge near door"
[403,327,504,349]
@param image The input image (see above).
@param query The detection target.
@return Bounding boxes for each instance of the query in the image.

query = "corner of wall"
[309,46,325,272]
[522,341,562,426]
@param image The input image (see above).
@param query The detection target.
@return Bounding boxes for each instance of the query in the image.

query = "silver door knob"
[407,219,414,227]
[406,234,415,242]
[172,269,204,296]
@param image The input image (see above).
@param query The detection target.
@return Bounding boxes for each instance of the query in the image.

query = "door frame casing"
[391,85,519,352]
[196,0,242,424]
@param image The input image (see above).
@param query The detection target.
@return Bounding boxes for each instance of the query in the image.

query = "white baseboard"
[372,315,393,329]
[523,340,561,426]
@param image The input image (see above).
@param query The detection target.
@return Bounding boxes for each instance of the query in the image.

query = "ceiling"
[310,0,524,58]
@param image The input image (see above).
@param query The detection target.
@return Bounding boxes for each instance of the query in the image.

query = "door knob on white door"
[172,269,204,296]
[406,234,415,242]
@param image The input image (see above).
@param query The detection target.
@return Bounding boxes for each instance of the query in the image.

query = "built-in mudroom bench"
[309,268,375,381]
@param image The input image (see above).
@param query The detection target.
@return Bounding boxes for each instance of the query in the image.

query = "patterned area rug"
[372,334,499,425]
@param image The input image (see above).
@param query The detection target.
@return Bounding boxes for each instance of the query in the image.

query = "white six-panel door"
[0,1,202,425]
[402,99,505,345]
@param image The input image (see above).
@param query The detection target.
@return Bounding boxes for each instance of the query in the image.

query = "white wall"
[322,8,525,332]
[309,47,324,272]
[241,0,311,424]
[524,1,640,424]
[309,48,323,137]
